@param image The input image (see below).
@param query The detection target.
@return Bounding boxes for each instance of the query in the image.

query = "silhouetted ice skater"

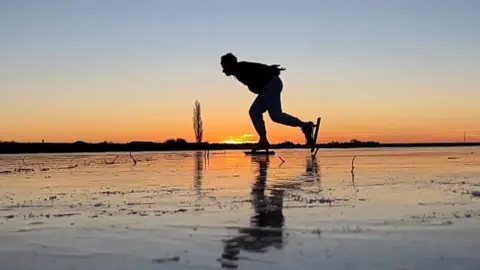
[220,52,314,151]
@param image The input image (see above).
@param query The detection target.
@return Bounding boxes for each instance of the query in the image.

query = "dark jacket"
[234,61,283,94]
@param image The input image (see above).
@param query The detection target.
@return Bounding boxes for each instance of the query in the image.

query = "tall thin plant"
[193,100,203,143]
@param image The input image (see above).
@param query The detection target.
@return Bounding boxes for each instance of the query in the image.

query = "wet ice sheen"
[1,147,479,269]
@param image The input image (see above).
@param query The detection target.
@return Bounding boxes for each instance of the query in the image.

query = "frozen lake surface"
[1,147,480,269]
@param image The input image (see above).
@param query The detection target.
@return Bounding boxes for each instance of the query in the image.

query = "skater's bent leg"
[264,77,305,127]
[269,108,304,127]
[249,95,267,140]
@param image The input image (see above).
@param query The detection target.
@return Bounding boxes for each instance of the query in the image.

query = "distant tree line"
[1,138,478,154]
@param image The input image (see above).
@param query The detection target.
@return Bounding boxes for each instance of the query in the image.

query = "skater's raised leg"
[263,76,314,145]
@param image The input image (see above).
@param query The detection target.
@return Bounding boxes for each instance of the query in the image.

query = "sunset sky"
[1,1,479,144]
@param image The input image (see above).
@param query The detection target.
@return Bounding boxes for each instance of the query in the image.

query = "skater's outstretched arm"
[270,64,286,76]
[271,64,286,71]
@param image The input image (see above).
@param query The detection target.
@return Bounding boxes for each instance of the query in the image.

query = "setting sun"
[221,134,257,144]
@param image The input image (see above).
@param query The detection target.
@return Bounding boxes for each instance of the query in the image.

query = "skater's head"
[220,52,238,76]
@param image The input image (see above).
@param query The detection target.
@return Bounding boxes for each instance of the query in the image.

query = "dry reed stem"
[351,156,356,174]
[129,152,137,166]
[104,155,119,165]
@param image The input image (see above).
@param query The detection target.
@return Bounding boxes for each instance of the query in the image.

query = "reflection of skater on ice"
[219,156,285,268]
[218,154,324,268]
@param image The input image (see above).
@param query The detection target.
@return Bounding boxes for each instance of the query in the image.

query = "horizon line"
[1,140,480,145]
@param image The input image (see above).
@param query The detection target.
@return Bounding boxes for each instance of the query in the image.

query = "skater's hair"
[221,52,237,64]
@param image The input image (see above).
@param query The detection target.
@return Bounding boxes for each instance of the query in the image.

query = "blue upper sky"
[3,0,478,86]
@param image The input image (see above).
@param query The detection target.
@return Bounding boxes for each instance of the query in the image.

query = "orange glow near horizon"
[2,70,480,145]
[3,78,479,144]
[2,116,480,144]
